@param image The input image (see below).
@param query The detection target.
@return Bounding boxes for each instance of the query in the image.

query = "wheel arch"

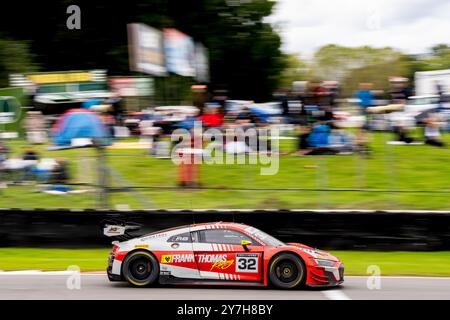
[266,250,308,288]
[267,250,306,270]
[120,249,159,275]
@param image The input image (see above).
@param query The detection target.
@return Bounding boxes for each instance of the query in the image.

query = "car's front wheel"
[122,251,159,287]
[268,253,305,289]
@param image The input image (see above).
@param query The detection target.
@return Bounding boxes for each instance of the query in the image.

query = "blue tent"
[52,109,111,146]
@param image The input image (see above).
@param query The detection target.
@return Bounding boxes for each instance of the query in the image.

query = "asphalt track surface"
[1,272,450,300]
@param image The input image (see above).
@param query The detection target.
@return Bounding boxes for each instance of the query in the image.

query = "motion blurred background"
[0,0,448,210]
[0,1,449,278]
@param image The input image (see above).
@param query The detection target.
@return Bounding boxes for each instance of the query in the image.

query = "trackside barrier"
[0,209,449,250]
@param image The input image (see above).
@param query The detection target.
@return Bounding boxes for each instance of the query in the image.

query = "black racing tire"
[122,251,159,287]
[268,253,305,289]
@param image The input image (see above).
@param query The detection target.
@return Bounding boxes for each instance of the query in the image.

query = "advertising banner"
[109,77,155,97]
[163,28,196,77]
[194,43,210,83]
[128,23,167,76]
[10,70,107,86]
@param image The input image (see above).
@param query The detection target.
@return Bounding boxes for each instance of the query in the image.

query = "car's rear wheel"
[122,251,159,287]
[268,253,305,289]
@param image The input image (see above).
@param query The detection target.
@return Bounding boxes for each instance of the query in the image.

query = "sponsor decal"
[160,253,238,268]
[196,254,227,264]
[210,259,234,271]
[161,254,195,264]
[173,236,189,242]
[161,255,173,263]
[142,233,167,240]
[103,225,126,236]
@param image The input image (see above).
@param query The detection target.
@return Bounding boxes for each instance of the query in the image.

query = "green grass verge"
[330,251,450,276]
[0,248,109,272]
[1,248,449,276]
[0,132,449,210]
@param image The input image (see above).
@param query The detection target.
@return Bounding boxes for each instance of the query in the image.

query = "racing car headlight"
[314,259,335,267]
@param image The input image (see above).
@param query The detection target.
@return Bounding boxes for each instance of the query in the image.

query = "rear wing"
[101,219,142,241]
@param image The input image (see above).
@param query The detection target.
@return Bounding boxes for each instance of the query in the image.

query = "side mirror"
[240,240,251,251]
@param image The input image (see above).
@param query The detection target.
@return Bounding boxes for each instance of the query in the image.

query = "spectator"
[0,141,10,163]
[295,125,312,155]
[307,123,331,148]
[355,83,375,131]
[106,94,124,126]
[393,126,415,144]
[23,111,47,144]
[424,115,446,147]
[355,83,375,114]
[51,159,70,184]
[354,128,371,156]
[22,147,39,161]
[310,81,329,107]
[100,112,116,138]
[389,77,411,104]
[21,147,40,182]
[199,103,224,128]
[294,124,339,155]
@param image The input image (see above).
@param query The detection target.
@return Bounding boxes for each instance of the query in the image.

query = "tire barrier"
[0,209,449,250]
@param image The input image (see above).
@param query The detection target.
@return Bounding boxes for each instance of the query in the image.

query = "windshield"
[244,226,285,247]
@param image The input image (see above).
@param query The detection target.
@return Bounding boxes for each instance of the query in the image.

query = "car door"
[191,228,263,282]
[160,230,200,279]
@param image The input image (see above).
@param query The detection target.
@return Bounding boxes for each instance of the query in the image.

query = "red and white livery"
[105,221,344,289]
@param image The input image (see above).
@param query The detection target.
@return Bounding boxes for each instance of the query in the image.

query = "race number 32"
[236,254,259,273]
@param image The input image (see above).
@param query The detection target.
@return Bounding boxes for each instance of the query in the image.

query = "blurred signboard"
[163,28,196,77]
[109,77,155,97]
[10,70,107,86]
[0,96,21,124]
[128,23,167,76]
[9,71,110,115]
[194,43,209,83]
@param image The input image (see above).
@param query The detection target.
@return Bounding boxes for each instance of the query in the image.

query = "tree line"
[0,1,448,99]
[0,0,284,101]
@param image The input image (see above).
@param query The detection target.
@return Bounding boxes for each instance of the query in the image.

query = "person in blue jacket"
[355,83,374,112]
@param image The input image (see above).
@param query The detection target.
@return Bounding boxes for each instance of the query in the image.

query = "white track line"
[0,271,104,276]
[346,276,450,280]
[322,289,351,300]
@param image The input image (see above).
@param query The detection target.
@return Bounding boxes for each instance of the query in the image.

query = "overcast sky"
[267,0,450,57]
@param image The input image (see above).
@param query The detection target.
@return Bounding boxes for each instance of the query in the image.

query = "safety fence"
[1,132,449,210]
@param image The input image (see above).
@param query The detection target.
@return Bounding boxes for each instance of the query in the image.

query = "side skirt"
[159,275,265,287]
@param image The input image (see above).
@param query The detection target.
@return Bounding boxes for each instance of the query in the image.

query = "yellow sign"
[161,255,173,263]
[26,72,92,84]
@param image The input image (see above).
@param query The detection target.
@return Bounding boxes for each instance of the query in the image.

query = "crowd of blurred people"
[355,78,447,148]
[0,75,448,190]
[0,143,70,191]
